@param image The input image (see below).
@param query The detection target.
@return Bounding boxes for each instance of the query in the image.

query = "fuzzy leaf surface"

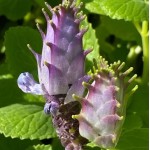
[82,0,148,21]
[0,104,56,140]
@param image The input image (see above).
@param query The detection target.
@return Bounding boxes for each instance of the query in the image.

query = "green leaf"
[0,76,43,107]
[0,78,23,107]
[0,104,56,140]
[82,0,148,21]
[82,0,105,15]
[51,138,64,150]
[81,17,100,71]
[101,0,149,21]
[0,0,32,20]
[4,27,42,78]
[123,113,143,131]
[99,16,140,41]
[0,63,9,76]
[95,22,129,63]
[82,18,100,61]
[33,144,52,150]
[117,129,149,150]
[128,85,149,127]
[0,134,39,150]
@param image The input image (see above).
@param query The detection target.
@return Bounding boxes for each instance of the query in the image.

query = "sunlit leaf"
[82,0,148,21]
[0,104,56,140]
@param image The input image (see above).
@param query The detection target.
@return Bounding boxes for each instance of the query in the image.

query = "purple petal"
[17,72,44,95]
[66,35,82,63]
[94,134,116,148]
[77,115,97,141]
[43,63,68,95]
[67,53,85,84]
[64,75,91,104]
[47,43,69,74]
[55,11,79,50]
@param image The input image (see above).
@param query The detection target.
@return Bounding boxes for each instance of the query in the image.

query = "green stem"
[134,21,149,84]
[141,21,149,84]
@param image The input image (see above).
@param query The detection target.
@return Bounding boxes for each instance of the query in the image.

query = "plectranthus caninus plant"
[16,0,138,150]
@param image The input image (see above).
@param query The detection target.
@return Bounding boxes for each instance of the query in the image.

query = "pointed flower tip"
[116,102,121,108]
[44,61,50,67]
[129,85,138,96]
[27,44,36,55]
[118,62,125,71]
[46,42,52,47]
[84,48,93,56]
[27,44,33,52]
[115,86,119,91]
[72,114,80,119]
[42,8,45,12]
[82,81,93,90]
[112,136,116,143]
[72,94,82,103]
[91,74,99,80]
[121,67,134,77]
[119,116,124,121]
[128,74,137,83]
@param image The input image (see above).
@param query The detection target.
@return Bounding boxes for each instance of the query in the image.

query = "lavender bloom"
[72,57,137,149]
[17,0,91,96]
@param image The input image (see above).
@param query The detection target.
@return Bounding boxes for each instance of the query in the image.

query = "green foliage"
[0,134,39,150]
[81,17,100,71]
[32,144,52,150]
[0,78,23,107]
[0,0,32,20]
[0,0,148,149]
[4,27,42,78]
[117,129,149,150]
[82,17,100,61]
[82,0,148,21]
[128,85,149,127]
[0,104,56,140]
[123,113,143,131]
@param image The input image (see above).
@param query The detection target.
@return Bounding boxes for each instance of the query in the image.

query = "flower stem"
[141,21,149,84]
[134,21,149,85]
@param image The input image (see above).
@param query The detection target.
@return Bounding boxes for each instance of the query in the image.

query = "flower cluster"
[72,57,137,148]
[17,0,137,149]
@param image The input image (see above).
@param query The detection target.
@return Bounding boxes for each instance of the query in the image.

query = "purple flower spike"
[73,57,137,149]
[18,0,91,96]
